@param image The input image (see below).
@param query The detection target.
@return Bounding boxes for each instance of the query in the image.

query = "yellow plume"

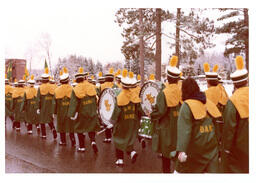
[60,70,63,76]
[122,69,128,78]
[137,74,141,80]
[98,72,103,77]
[129,71,134,79]
[170,56,178,67]
[31,75,34,80]
[235,56,244,70]
[180,72,183,77]
[91,75,94,80]
[79,67,83,74]
[149,74,155,80]
[63,67,68,73]
[213,64,219,72]
[73,79,76,83]
[14,79,17,83]
[117,69,121,75]
[45,67,49,74]
[23,75,26,80]
[5,73,7,79]
[203,62,210,73]
[109,67,114,74]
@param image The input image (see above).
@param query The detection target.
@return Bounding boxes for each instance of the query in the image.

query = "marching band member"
[115,69,122,89]
[12,76,26,131]
[96,72,104,97]
[5,74,14,126]
[20,75,39,134]
[100,68,118,143]
[67,67,100,153]
[203,63,229,163]
[111,69,143,166]
[53,68,76,146]
[37,68,57,139]
[150,56,182,173]
[221,56,249,173]
[176,77,221,173]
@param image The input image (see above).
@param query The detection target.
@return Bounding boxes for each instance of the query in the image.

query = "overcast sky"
[2,0,247,70]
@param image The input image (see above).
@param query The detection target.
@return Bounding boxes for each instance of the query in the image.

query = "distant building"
[5,59,26,82]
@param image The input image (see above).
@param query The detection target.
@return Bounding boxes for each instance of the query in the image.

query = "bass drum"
[98,88,120,126]
[139,81,161,114]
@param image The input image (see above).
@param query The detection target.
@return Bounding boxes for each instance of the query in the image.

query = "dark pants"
[27,124,32,131]
[13,121,21,129]
[60,132,76,144]
[77,132,96,148]
[162,157,175,173]
[115,148,134,159]
[105,128,112,139]
[41,122,56,137]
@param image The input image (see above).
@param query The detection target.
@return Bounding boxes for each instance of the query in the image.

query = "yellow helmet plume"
[31,75,34,80]
[170,56,178,67]
[98,72,103,77]
[45,67,49,74]
[129,71,134,79]
[203,62,210,73]
[213,64,219,72]
[235,56,244,70]
[109,67,114,74]
[137,74,141,80]
[149,74,155,80]
[60,70,63,76]
[91,75,94,80]
[14,79,17,83]
[79,67,84,73]
[122,69,128,78]
[180,72,183,77]
[63,67,68,74]
[5,73,7,79]
[23,75,26,80]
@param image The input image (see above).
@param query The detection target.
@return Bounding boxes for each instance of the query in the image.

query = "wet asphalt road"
[5,117,162,173]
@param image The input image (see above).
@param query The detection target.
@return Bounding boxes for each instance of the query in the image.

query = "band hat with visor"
[41,67,50,80]
[75,67,85,79]
[121,69,137,88]
[105,68,115,79]
[59,67,69,82]
[230,56,248,84]
[27,75,36,84]
[166,56,181,78]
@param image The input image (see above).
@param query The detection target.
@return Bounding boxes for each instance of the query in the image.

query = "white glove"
[178,152,187,163]
[52,114,56,118]
[37,109,40,114]
[71,112,78,120]
[107,124,113,129]
[224,150,230,154]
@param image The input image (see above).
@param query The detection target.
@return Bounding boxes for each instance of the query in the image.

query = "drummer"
[100,68,118,143]
[53,67,76,146]
[67,67,101,153]
[150,56,182,173]
[111,69,143,166]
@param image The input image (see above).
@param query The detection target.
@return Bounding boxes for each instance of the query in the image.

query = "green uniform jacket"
[150,91,180,159]
[20,93,39,124]
[5,91,13,117]
[67,90,101,133]
[37,89,54,124]
[111,102,143,152]
[176,102,219,173]
[222,100,249,173]
[12,96,25,122]
[53,95,75,133]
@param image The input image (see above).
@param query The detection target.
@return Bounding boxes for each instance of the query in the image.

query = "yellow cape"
[25,87,37,99]
[40,83,55,95]
[230,86,249,119]
[12,87,25,99]
[74,82,96,99]
[117,88,141,106]
[185,99,221,120]
[217,84,229,105]
[5,85,13,95]
[55,84,73,99]
[163,83,182,107]
[205,86,221,106]
[101,82,114,91]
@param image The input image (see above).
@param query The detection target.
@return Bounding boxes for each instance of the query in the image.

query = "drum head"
[98,88,117,126]
[140,81,161,114]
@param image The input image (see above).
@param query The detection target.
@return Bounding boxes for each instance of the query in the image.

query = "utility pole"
[139,8,145,85]
[176,8,181,66]
[155,8,162,81]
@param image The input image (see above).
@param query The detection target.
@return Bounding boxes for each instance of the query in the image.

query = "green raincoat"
[5,85,13,117]
[12,87,25,122]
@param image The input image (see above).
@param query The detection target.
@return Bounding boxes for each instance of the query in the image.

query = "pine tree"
[216,8,249,71]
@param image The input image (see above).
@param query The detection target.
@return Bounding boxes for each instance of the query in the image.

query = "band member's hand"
[37,109,40,114]
[71,112,78,120]
[224,150,230,154]
[178,152,187,162]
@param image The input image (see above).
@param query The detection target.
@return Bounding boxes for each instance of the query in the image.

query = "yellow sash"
[117,88,141,106]
[55,84,73,99]
[230,87,249,119]
[25,87,37,99]
[163,83,181,107]
[185,99,221,120]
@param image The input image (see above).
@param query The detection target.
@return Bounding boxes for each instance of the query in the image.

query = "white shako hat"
[136,74,141,84]
[230,56,248,84]
[75,67,85,80]
[41,67,50,81]
[59,67,69,83]
[203,62,218,80]
[166,56,181,78]
[27,74,36,84]
[121,69,137,88]
[115,69,122,81]
[18,75,26,85]
[98,71,105,82]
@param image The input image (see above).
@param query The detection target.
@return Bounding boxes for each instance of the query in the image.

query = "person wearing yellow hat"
[5,74,14,126]
[20,75,39,134]
[176,77,221,173]
[150,56,182,173]
[221,56,249,173]
[53,67,76,146]
[100,68,118,143]
[111,69,143,166]
[37,67,57,139]
[67,67,101,153]
[11,75,26,131]
[115,69,122,88]
[203,63,229,163]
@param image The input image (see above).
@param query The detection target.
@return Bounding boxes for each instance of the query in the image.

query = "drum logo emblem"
[146,93,155,104]
[104,100,111,111]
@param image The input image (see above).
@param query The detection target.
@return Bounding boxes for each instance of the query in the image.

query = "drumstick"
[96,128,106,135]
